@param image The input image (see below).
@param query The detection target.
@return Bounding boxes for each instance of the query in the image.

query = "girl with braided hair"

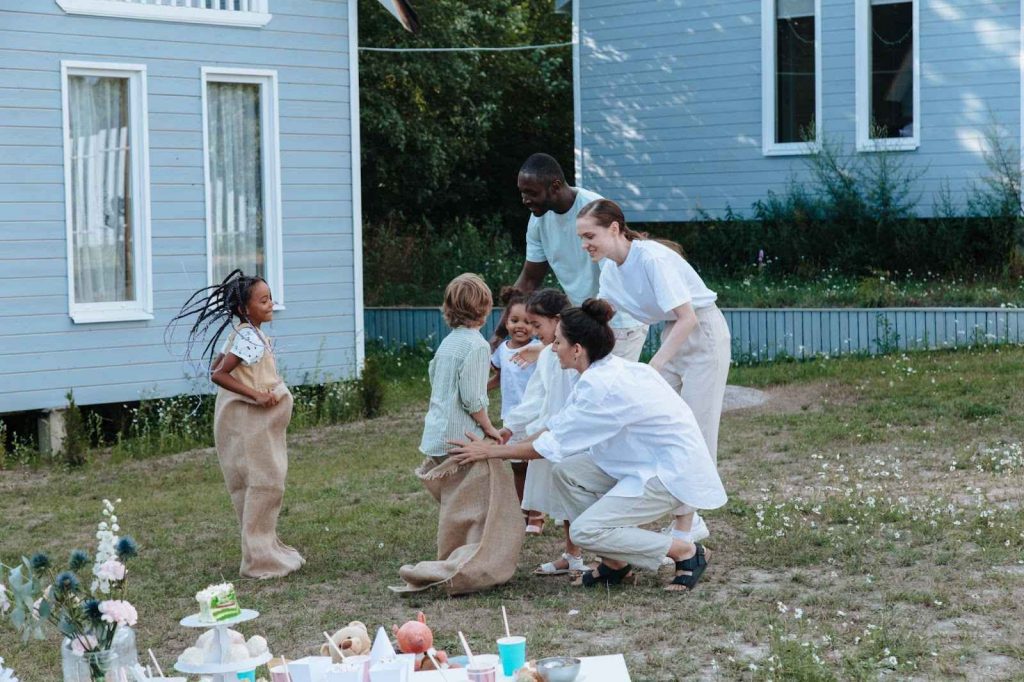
[170,270,305,578]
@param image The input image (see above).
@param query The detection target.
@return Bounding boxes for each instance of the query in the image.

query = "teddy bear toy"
[321,621,372,662]
[392,612,457,671]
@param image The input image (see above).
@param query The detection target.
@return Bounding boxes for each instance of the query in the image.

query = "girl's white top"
[534,355,727,509]
[598,239,717,324]
[491,339,543,421]
[503,345,578,438]
[221,325,267,365]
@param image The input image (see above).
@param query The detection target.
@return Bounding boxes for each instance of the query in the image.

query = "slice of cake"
[195,583,241,623]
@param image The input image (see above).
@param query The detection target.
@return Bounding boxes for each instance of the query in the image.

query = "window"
[856,0,919,151]
[762,0,821,155]
[55,0,272,28]
[61,61,152,324]
[201,68,283,304]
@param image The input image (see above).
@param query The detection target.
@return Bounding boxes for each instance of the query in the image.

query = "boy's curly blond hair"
[443,273,493,328]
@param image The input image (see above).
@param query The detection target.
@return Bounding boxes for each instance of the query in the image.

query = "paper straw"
[323,631,348,660]
[426,649,450,682]
[148,649,165,678]
[501,605,511,639]
[457,631,475,666]
[145,665,152,679]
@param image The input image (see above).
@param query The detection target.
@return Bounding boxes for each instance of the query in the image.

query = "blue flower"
[115,537,138,560]
[83,599,102,623]
[55,571,80,595]
[30,553,51,571]
[69,550,90,571]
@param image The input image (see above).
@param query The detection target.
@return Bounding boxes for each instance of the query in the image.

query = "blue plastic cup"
[236,671,256,682]
[497,636,527,676]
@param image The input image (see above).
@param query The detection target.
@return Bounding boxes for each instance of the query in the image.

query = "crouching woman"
[449,299,727,592]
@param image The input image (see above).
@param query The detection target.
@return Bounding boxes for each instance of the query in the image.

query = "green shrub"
[62,390,88,468]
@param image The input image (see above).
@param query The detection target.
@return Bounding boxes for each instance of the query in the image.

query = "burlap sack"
[214,383,305,579]
[390,456,524,596]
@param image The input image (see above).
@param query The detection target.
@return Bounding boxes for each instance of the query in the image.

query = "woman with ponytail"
[449,299,726,592]
[169,270,305,578]
[577,198,731,546]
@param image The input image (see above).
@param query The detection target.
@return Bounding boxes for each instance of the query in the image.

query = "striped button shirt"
[418,327,491,457]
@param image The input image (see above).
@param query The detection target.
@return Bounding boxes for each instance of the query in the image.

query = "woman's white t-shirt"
[598,240,717,325]
[491,339,543,421]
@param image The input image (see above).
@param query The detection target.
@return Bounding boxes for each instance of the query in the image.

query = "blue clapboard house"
[562,0,1020,221]
[0,0,415,417]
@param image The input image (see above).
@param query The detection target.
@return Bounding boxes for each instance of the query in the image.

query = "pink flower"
[95,560,126,582]
[70,635,99,655]
[98,600,138,627]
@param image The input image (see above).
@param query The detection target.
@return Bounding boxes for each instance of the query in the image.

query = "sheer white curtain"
[68,75,134,304]
[207,82,264,284]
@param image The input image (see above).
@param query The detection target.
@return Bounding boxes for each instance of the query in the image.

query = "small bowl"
[536,656,582,682]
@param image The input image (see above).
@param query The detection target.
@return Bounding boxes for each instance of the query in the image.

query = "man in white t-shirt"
[491,153,648,359]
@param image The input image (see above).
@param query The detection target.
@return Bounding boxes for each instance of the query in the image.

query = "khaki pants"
[659,305,731,462]
[551,453,679,572]
[611,325,649,362]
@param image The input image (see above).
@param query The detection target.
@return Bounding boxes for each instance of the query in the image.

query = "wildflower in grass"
[114,537,137,561]
[29,553,50,571]
[95,559,126,583]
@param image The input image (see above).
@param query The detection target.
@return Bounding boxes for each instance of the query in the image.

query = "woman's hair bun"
[499,286,526,306]
[581,298,615,324]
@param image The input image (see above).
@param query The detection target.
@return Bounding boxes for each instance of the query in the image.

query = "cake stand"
[174,609,271,682]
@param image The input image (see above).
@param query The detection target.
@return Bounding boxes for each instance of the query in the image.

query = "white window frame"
[201,67,284,307]
[762,0,822,156]
[60,60,153,325]
[55,0,272,28]
[855,0,920,152]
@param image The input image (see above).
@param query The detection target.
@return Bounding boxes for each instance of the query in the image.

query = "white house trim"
[349,0,366,371]
[200,67,285,306]
[60,60,154,325]
[855,0,920,152]
[56,0,272,27]
[572,0,583,184]
[761,0,822,156]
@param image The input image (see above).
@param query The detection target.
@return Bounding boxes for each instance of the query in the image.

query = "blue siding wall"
[578,0,1021,221]
[0,0,358,413]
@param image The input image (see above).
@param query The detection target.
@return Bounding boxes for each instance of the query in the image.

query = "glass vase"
[61,628,142,682]
[81,650,117,682]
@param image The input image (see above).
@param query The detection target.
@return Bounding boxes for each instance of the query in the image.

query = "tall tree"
[358,0,573,241]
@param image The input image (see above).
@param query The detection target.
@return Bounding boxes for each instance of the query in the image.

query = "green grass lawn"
[2,347,1024,681]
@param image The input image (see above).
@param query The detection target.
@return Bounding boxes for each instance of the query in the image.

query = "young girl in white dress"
[578,198,731,546]
[499,289,587,574]
[488,287,543,531]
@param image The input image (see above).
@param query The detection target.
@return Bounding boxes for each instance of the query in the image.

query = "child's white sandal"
[534,552,585,576]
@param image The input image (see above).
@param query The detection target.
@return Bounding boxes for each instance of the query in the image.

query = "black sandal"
[579,562,633,588]
[666,543,708,592]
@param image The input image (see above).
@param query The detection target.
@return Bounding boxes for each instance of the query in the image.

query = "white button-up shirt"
[534,355,727,509]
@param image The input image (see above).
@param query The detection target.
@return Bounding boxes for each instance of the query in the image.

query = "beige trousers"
[551,453,680,572]
[659,305,731,462]
[611,324,649,362]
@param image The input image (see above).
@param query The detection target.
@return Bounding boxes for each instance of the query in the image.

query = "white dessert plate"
[180,608,260,628]
[174,650,271,674]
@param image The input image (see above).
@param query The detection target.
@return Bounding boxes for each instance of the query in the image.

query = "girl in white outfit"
[578,198,731,544]
[499,289,586,575]
[451,300,727,592]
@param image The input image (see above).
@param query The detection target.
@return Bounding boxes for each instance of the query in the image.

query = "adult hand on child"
[498,427,513,444]
[448,432,501,464]
[483,425,504,443]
